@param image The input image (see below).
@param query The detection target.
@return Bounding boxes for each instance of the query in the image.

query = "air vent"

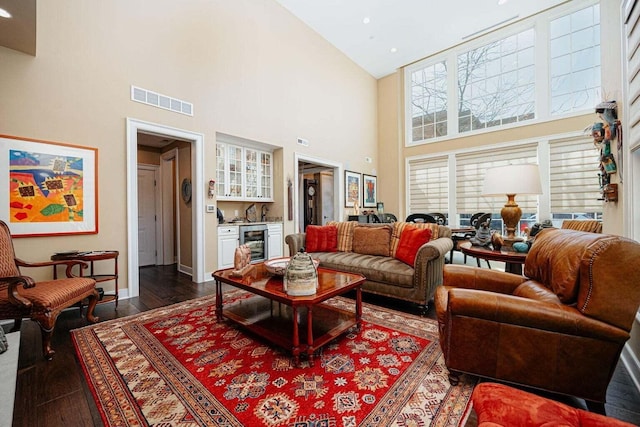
[130,85,194,116]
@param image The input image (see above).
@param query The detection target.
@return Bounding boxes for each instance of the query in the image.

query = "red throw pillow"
[395,226,432,267]
[305,225,338,253]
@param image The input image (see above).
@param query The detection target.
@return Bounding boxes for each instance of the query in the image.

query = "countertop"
[218,221,282,226]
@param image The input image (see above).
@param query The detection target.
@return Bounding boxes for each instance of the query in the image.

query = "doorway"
[126,118,206,299]
[295,154,342,232]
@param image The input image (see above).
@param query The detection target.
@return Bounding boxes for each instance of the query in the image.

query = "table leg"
[505,262,523,275]
[307,306,314,366]
[356,286,362,331]
[292,306,300,367]
[215,280,223,321]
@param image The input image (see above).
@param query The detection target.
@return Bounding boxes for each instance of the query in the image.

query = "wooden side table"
[51,250,119,308]
[459,242,527,275]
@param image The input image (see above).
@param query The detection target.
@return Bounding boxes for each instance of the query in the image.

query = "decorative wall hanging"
[1,134,98,237]
[586,101,622,202]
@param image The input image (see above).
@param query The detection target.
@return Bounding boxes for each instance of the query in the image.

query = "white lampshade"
[482,164,542,196]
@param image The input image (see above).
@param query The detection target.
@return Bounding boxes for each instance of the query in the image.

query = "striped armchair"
[0,220,100,360]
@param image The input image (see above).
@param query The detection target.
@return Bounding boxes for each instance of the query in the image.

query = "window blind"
[456,143,539,214]
[408,156,448,213]
[549,137,602,213]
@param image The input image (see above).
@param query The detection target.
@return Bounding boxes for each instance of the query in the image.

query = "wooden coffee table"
[212,263,365,366]
[459,242,527,275]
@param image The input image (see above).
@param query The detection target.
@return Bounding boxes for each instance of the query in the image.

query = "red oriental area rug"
[72,291,476,426]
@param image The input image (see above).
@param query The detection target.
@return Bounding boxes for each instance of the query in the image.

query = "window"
[410,61,448,143]
[455,144,539,233]
[550,4,601,115]
[407,156,448,214]
[458,29,536,133]
[549,137,602,218]
[405,3,601,145]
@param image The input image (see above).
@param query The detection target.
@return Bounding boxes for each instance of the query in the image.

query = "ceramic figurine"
[470,219,492,247]
[491,232,504,251]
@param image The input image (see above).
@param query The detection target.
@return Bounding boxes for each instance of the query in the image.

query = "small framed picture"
[344,170,361,208]
[363,174,377,208]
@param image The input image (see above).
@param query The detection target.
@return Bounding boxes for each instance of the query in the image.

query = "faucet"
[261,204,269,222]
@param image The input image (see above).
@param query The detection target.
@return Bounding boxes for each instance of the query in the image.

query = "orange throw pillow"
[305,225,338,252]
[395,226,432,267]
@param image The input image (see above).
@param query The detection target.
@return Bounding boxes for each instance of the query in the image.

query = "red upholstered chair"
[0,220,99,360]
[436,228,640,413]
[472,382,635,426]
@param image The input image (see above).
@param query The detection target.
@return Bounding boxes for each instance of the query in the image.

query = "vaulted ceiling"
[0,0,567,77]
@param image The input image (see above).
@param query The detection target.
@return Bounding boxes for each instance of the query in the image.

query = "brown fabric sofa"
[285,221,453,311]
[435,228,640,411]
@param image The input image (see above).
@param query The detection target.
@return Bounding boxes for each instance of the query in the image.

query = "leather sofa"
[472,382,634,426]
[435,228,640,411]
[286,222,453,311]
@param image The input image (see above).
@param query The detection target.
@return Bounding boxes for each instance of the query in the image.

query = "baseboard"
[178,264,193,277]
[620,343,640,395]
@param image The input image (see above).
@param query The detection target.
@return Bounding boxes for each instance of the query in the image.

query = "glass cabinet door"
[260,152,272,199]
[245,149,259,198]
[228,145,243,198]
[215,143,227,196]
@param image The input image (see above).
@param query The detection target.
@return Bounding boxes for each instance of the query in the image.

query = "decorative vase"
[284,250,318,296]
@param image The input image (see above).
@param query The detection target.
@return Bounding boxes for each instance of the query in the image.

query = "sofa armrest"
[285,233,306,256]
[446,288,629,342]
[443,264,527,294]
[413,237,454,302]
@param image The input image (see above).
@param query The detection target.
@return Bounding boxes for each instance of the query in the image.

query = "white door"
[320,171,334,224]
[138,167,157,267]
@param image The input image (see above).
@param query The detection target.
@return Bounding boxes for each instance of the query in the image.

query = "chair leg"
[10,318,22,332]
[586,400,606,415]
[85,289,100,324]
[37,316,58,361]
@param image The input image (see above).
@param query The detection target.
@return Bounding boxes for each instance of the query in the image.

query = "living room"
[1,0,640,425]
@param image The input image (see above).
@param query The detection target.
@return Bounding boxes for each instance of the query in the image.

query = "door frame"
[127,118,205,298]
[294,153,342,233]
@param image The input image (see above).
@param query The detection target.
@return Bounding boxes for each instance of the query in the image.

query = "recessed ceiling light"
[0,8,12,18]
[363,16,370,24]
[390,47,398,53]
[497,0,509,5]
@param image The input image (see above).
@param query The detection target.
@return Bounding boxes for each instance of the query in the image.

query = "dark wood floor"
[5,264,640,426]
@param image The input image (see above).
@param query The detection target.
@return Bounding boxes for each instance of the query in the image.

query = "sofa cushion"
[352,225,392,256]
[305,225,338,253]
[311,252,415,289]
[395,226,432,267]
[390,222,439,258]
[327,221,357,252]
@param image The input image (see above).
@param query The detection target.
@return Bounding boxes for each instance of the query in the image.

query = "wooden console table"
[51,250,119,308]
[459,242,527,275]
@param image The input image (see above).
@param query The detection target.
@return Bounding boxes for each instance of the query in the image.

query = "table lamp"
[482,164,542,248]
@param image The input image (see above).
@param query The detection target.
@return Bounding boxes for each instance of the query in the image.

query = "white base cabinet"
[267,223,283,259]
[218,226,239,269]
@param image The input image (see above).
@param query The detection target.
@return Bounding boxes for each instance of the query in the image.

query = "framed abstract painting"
[363,174,377,208]
[1,134,98,237]
[344,170,361,208]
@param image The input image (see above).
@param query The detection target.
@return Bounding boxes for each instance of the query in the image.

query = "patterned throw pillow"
[394,226,433,267]
[305,225,338,252]
[326,221,357,252]
[390,222,439,258]
[352,225,392,256]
